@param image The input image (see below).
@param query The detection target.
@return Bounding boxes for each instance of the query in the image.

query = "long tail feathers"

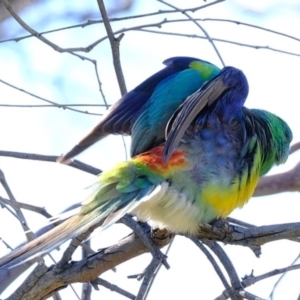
[0,181,157,270]
[0,215,82,270]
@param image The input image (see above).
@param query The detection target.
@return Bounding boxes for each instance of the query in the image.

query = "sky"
[0,0,300,299]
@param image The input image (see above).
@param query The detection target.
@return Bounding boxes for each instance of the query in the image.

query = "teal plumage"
[58,56,220,163]
[0,66,292,271]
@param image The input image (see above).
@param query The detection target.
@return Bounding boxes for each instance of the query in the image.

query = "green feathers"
[244,108,292,176]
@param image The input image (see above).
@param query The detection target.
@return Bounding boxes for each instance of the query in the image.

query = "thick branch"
[6,227,173,300]
[5,220,300,299]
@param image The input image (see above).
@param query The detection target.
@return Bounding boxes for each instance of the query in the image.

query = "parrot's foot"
[210,218,231,230]
[197,218,232,241]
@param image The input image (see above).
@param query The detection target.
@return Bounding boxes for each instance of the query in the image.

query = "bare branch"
[241,262,300,290]
[120,217,170,300]
[52,292,63,300]
[92,278,135,300]
[0,78,104,116]
[191,238,233,298]
[0,151,101,175]
[93,60,109,109]
[2,0,93,61]
[0,104,109,108]
[3,219,300,299]
[97,0,127,96]
[0,197,52,218]
[254,161,300,197]
[202,18,300,43]
[268,254,300,300]
[290,141,300,155]
[158,0,225,67]
[7,226,172,299]
[204,241,242,295]
[0,1,226,44]
[138,28,300,57]
[0,169,35,242]
[142,237,175,300]
[195,221,300,250]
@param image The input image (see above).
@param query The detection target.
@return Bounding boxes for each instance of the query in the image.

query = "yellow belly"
[202,170,260,218]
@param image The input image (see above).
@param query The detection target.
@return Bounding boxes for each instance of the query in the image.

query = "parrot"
[0,66,292,270]
[57,56,221,164]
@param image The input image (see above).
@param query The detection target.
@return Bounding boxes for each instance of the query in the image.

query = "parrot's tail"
[0,161,159,270]
[0,184,147,270]
[0,213,94,270]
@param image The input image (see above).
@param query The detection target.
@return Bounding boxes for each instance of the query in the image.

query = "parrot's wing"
[163,67,245,163]
[57,57,200,164]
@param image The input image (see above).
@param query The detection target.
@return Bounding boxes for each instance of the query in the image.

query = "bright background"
[0,0,300,299]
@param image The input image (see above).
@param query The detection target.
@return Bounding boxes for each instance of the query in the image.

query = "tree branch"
[4,219,300,299]
[0,151,101,175]
[97,0,127,96]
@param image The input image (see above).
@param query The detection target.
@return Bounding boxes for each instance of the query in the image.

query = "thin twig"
[143,237,175,299]
[2,0,97,62]
[0,78,103,116]
[190,238,234,298]
[0,169,35,242]
[139,29,300,57]
[92,278,135,300]
[268,255,300,300]
[97,0,127,96]
[54,227,97,272]
[52,292,62,300]
[0,236,13,251]
[241,262,300,291]
[81,283,92,300]
[158,0,225,67]
[0,200,24,222]
[93,60,109,109]
[202,18,300,42]
[204,240,242,299]
[0,103,110,108]
[0,197,52,218]
[0,150,101,175]
[0,1,226,44]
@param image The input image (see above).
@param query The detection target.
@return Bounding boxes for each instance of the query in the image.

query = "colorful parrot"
[57,56,221,163]
[0,66,292,270]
